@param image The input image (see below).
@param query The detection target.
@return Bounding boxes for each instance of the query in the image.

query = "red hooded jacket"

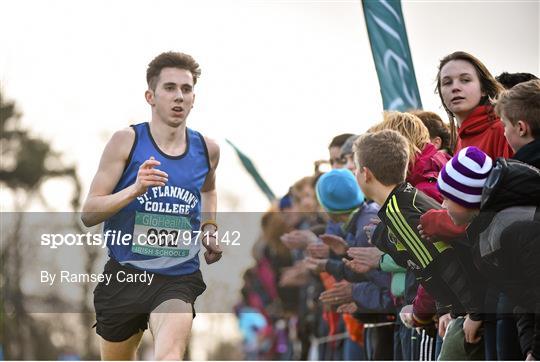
[455,105,513,159]
[407,143,451,204]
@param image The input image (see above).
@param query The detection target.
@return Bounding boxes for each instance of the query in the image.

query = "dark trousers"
[365,324,394,360]
[394,321,412,360]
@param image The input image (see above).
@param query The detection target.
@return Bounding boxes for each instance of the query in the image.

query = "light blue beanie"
[316,169,365,213]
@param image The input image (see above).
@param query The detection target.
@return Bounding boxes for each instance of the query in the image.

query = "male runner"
[81,51,221,360]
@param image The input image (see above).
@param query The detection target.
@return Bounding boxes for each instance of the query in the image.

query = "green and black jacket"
[378,183,450,270]
[377,182,483,319]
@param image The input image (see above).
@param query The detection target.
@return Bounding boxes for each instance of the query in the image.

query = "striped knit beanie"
[437,146,493,208]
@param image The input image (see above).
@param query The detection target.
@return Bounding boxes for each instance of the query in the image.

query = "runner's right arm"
[81,128,168,227]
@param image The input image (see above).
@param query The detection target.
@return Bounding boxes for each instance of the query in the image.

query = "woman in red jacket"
[430,52,521,360]
[436,51,513,159]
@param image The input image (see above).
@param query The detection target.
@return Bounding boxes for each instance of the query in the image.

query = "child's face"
[440,60,484,121]
[293,185,318,213]
[501,116,531,152]
[329,146,346,169]
[343,153,356,173]
[355,167,370,199]
[442,197,478,226]
[329,212,350,223]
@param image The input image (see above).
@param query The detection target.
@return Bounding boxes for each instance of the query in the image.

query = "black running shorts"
[93,258,206,342]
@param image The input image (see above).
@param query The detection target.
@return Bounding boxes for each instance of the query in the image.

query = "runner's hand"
[133,156,168,196]
[202,234,222,264]
[204,249,222,264]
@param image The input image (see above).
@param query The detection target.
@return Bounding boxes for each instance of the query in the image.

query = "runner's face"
[149,68,195,127]
[440,60,484,122]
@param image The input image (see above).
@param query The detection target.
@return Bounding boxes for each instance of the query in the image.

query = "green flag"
[362,0,422,111]
[226,139,276,202]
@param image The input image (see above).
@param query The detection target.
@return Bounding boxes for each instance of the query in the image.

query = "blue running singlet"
[103,122,210,276]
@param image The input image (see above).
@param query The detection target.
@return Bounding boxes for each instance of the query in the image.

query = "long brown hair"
[435,51,505,149]
[261,208,292,260]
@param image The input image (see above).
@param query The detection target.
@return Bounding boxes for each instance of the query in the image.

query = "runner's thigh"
[99,330,144,361]
[150,299,193,360]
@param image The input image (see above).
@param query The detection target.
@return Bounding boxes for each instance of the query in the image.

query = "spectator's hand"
[306,243,330,259]
[363,218,380,242]
[418,209,467,241]
[305,257,327,274]
[438,313,452,338]
[463,315,482,344]
[347,247,382,269]
[418,209,442,241]
[279,263,309,287]
[417,223,433,242]
[343,257,371,274]
[280,230,318,250]
[399,304,414,329]
[319,280,353,306]
[319,234,349,256]
[337,302,358,314]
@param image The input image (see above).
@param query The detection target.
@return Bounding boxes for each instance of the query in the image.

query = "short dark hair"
[146,52,201,90]
[328,133,355,149]
[496,72,539,90]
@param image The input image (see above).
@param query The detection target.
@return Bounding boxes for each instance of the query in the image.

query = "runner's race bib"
[132,212,196,258]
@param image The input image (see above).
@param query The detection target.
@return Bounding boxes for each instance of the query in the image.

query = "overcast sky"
[1,0,539,212]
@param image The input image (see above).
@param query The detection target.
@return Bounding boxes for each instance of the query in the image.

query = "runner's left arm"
[200,137,221,263]
[201,136,220,227]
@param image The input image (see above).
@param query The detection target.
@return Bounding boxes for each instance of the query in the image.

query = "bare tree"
[0,91,98,359]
